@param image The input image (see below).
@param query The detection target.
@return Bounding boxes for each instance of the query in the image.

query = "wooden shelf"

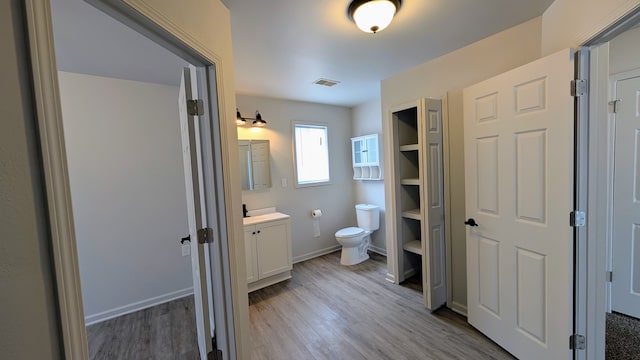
[401,208,421,220]
[403,240,422,255]
[400,178,420,186]
[399,144,419,152]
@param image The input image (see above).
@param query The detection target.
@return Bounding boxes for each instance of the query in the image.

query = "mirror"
[238,139,271,190]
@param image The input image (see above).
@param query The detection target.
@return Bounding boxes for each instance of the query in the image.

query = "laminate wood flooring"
[249,251,514,360]
[86,296,198,360]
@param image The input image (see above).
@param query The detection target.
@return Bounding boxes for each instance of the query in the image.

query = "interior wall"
[236,94,354,262]
[0,1,63,358]
[58,71,193,324]
[381,17,542,314]
[610,25,640,74]
[352,99,386,254]
[541,0,640,55]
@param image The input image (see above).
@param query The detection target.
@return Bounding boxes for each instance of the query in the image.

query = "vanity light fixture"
[236,109,246,126]
[252,111,267,127]
[347,0,401,34]
[235,109,267,127]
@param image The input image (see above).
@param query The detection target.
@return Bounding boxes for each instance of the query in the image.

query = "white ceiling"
[51,0,555,108]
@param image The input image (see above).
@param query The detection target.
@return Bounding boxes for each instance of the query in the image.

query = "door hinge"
[197,227,213,244]
[187,99,204,116]
[571,79,587,97]
[570,210,586,227]
[607,271,613,282]
[570,334,586,350]
[609,99,622,113]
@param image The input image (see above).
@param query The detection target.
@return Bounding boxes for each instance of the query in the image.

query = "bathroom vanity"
[243,211,292,292]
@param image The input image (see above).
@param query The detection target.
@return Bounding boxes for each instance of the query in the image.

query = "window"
[293,123,330,186]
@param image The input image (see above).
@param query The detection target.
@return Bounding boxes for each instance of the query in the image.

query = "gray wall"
[236,95,354,262]
[352,99,386,254]
[0,1,62,358]
[58,72,193,323]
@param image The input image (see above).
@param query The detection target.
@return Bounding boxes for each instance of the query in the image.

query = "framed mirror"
[238,139,271,190]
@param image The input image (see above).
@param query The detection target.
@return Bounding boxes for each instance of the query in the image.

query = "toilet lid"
[336,227,364,237]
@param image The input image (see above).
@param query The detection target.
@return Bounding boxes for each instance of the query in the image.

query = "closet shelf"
[401,209,421,220]
[400,178,420,186]
[399,144,419,152]
[403,240,422,255]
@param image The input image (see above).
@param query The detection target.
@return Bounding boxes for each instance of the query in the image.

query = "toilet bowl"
[335,204,379,265]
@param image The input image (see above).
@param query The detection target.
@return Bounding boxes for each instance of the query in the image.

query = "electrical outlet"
[181,244,190,257]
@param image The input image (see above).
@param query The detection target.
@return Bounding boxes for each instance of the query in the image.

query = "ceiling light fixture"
[236,109,267,128]
[348,0,401,34]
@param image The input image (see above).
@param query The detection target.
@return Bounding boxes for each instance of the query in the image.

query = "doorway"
[582,12,640,360]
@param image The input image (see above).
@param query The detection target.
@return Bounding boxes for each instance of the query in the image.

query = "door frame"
[578,6,640,360]
[24,0,248,359]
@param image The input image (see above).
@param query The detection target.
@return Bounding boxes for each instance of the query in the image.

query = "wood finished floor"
[86,251,513,360]
[86,296,198,360]
[249,251,514,360]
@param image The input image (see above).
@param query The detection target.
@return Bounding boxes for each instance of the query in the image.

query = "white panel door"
[612,75,640,319]
[422,98,447,310]
[179,67,213,359]
[463,49,574,359]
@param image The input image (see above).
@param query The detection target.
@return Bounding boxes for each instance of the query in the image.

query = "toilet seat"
[335,227,364,238]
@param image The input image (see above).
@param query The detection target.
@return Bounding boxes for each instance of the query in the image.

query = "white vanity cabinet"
[243,213,292,292]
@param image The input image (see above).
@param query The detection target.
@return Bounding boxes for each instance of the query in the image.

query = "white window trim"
[292,121,331,188]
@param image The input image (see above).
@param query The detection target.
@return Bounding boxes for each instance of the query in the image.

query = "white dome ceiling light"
[347,0,402,34]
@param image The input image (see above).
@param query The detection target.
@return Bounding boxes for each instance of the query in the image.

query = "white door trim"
[24,1,247,359]
[24,1,88,358]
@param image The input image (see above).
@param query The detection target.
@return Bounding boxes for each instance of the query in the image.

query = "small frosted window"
[293,123,330,186]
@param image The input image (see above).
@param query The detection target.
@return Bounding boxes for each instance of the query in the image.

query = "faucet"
[243,204,249,218]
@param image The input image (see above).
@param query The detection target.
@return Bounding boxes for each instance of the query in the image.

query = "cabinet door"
[352,137,365,166]
[256,221,291,278]
[244,227,258,283]
[365,135,378,165]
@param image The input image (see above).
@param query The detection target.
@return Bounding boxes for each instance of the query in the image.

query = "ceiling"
[51,0,555,108]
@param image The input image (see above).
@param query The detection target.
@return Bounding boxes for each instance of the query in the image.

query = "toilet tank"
[355,204,380,231]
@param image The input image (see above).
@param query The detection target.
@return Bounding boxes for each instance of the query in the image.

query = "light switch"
[281,178,288,188]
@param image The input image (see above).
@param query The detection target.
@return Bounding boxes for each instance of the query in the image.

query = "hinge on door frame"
[197,227,213,244]
[187,99,204,116]
[606,271,613,282]
[571,79,587,97]
[570,210,586,227]
[570,334,586,350]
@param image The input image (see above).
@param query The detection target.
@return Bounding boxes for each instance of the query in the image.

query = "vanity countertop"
[243,211,290,226]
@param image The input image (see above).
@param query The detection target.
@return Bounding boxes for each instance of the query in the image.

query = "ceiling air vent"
[313,78,340,87]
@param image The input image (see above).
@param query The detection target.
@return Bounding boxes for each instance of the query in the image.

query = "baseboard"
[84,287,194,326]
[368,244,387,256]
[292,245,341,264]
[385,272,396,283]
[449,301,468,317]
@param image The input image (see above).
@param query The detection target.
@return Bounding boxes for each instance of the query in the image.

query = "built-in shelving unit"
[390,99,447,310]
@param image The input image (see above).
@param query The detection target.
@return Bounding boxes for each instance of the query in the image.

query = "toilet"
[335,204,380,265]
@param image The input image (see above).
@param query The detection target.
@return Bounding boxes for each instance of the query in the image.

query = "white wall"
[381,17,542,314]
[542,0,640,55]
[236,95,354,262]
[0,1,62,358]
[58,72,193,323]
[352,99,386,254]
[610,25,640,74]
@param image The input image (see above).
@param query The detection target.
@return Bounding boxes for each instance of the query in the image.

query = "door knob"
[464,218,479,227]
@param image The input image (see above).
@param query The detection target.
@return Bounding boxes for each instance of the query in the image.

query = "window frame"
[292,122,331,188]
